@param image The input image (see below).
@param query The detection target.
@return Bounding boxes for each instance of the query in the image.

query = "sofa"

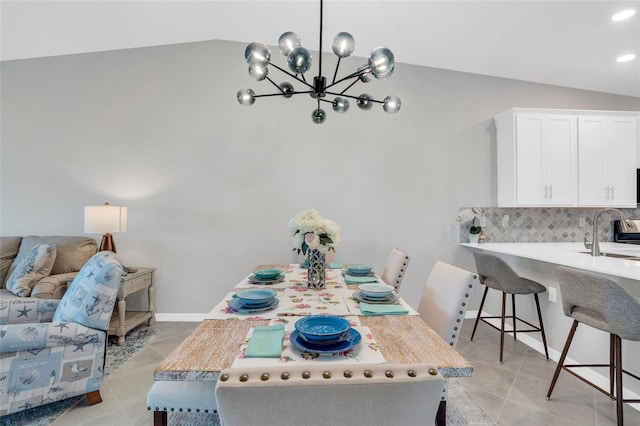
[0,236,97,300]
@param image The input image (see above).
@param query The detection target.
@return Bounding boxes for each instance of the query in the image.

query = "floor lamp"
[84,202,127,253]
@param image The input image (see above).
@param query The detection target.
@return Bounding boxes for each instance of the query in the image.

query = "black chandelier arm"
[265,76,284,93]
[332,57,342,84]
[325,67,371,90]
[254,90,313,99]
[269,62,315,89]
[325,91,385,104]
[338,77,360,95]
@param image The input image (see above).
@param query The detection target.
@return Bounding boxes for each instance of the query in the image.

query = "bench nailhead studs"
[187,409,191,412]
[323,371,332,379]
[344,370,353,378]
[220,374,229,382]
[407,370,417,377]
[428,368,438,376]
[364,370,373,378]
[385,370,394,378]
[239,374,249,382]
[302,371,311,379]
[261,373,270,381]
[281,372,290,380]
[171,408,175,412]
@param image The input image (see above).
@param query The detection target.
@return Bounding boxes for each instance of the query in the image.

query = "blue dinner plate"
[249,273,286,284]
[353,291,400,304]
[347,264,373,275]
[254,268,283,280]
[228,297,279,314]
[290,328,361,355]
[236,289,277,305]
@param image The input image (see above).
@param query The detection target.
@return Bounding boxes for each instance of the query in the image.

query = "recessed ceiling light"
[612,9,636,21]
[617,54,637,63]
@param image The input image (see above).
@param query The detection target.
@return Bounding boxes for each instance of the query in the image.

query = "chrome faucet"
[591,208,629,256]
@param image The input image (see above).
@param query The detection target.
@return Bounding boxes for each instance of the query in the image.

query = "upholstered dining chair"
[547,266,640,426]
[215,363,444,426]
[417,261,479,424]
[470,251,549,363]
[380,247,410,292]
[0,251,124,416]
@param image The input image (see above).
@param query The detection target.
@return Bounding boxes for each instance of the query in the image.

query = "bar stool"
[470,252,549,363]
[547,266,640,426]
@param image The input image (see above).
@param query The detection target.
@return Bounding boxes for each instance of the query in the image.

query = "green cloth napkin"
[245,324,285,358]
[328,262,343,269]
[344,274,379,284]
[359,302,409,316]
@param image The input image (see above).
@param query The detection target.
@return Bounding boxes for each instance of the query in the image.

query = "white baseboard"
[467,310,640,411]
[155,313,207,322]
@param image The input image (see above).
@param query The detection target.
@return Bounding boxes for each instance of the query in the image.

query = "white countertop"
[460,242,640,281]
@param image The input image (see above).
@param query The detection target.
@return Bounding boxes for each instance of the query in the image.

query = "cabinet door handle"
[543,185,548,199]
[611,186,614,200]
[548,185,552,199]
[605,186,610,200]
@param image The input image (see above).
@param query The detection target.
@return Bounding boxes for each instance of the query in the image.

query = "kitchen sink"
[578,251,640,261]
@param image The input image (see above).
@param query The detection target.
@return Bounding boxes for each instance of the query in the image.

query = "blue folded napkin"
[328,262,343,269]
[245,324,285,358]
[344,274,379,284]
[359,302,409,316]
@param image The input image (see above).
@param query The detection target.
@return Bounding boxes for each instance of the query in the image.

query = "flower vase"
[469,232,480,244]
[307,249,326,288]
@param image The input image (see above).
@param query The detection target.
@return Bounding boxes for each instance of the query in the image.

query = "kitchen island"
[461,241,640,407]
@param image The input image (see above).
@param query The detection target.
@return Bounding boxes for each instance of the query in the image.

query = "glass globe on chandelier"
[236,0,401,124]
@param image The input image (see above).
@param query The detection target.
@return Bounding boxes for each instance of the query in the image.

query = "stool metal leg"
[470,286,489,341]
[511,294,517,341]
[615,334,623,426]
[500,292,507,363]
[610,333,615,397]
[534,294,549,360]
[547,320,579,399]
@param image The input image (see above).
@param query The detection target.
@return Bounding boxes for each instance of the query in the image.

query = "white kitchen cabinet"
[496,108,639,208]
[578,116,637,207]
[496,110,577,207]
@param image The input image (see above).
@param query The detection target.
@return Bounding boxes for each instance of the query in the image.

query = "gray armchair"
[0,251,124,417]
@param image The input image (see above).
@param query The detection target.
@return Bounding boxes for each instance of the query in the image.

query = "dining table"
[154,263,473,425]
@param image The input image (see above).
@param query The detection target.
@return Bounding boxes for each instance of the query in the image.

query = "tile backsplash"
[459,207,640,243]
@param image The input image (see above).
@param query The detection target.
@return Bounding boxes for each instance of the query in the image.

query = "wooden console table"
[109,267,156,345]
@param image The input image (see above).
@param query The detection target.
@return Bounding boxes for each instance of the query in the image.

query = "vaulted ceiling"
[2,1,639,97]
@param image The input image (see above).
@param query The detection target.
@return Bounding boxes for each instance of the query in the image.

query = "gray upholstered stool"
[147,381,218,426]
[547,266,640,426]
[470,252,549,363]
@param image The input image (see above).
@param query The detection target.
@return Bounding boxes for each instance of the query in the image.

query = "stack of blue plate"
[290,315,361,355]
[346,264,374,276]
[229,289,279,314]
[248,268,285,284]
[354,283,399,304]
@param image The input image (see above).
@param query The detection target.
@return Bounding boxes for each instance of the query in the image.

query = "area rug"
[168,379,495,426]
[0,328,158,426]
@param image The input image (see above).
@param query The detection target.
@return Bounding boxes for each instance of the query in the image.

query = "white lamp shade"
[84,205,128,234]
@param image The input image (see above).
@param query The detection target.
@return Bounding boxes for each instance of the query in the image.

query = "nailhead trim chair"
[417,261,479,425]
[215,363,443,426]
[380,247,410,293]
[470,251,549,363]
[547,266,640,426]
[147,381,218,426]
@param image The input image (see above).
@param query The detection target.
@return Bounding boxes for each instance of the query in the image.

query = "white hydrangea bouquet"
[287,209,341,255]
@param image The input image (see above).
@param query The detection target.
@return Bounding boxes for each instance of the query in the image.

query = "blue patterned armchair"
[0,251,124,416]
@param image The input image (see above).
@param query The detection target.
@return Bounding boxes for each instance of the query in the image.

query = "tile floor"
[51,320,640,426]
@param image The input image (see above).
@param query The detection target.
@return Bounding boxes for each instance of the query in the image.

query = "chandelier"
[236,0,401,124]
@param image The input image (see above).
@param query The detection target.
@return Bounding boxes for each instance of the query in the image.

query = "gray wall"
[2,39,639,316]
